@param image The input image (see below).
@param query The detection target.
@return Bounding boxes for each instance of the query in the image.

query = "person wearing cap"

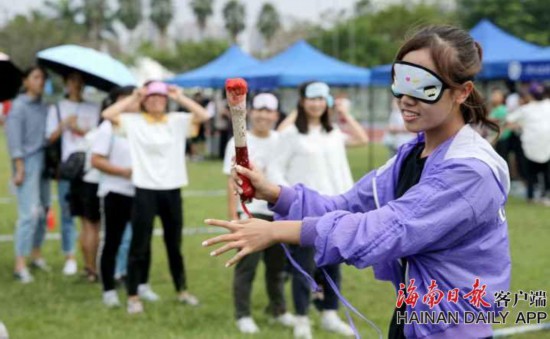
[46,71,101,278]
[92,86,161,307]
[267,81,366,338]
[222,93,296,333]
[102,81,210,314]
[506,82,550,204]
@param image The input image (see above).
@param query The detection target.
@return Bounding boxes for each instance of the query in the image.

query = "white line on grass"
[0,227,226,243]
[494,323,550,337]
[0,189,226,204]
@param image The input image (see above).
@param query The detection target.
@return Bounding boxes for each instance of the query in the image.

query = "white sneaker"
[138,284,159,302]
[102,290,121,308]
[294,316,313,339]
[320,310,354,337]
[539,197,550,207]
[127,299,144,314]
[0,321,8,339]
[236,317,260,334]
[31,258,51,272]
[177,292,199,306]
[62,259,77,276]
[14,268,34,284]
[273,312,296,327]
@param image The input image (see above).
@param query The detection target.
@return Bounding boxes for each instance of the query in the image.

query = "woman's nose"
[400,95,418,107]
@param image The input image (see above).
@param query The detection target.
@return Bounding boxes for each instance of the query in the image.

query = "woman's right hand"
[231,159,280,204]
[121,168,132,179]
[60,115,76,131]
[13,169,24,186]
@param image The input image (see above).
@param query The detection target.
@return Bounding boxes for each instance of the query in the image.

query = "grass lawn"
[0,131,548,338]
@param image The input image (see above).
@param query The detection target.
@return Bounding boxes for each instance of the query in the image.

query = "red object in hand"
[235,146,255,202]
[225,78,248,106]
[225,78,255,203]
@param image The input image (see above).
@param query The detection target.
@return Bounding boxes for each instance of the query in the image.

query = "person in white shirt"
[46,72,100,277]
[222,93,295,334]
[92,86,160,307]
[102,81,210,314]
[269,82,368,338]
[506,83,550,204]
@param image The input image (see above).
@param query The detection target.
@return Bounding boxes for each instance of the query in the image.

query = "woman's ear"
[455,81,474,104]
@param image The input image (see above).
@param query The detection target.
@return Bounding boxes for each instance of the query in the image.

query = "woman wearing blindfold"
[205,25,510,339]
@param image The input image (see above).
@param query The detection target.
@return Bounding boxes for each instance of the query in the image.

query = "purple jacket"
[271,125,511,338]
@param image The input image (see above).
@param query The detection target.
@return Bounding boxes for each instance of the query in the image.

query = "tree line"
[0,0,548,73]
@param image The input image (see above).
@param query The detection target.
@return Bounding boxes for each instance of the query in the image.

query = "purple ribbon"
[280,244,383,339]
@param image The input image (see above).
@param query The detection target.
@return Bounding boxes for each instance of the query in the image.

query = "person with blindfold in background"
[267,81,367,339]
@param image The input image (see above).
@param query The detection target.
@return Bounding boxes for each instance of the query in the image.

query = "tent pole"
[368,86,375,171]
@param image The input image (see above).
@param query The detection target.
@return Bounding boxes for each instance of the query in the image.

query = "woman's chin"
[403,122,423,134]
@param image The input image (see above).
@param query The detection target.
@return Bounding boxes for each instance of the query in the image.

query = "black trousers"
[100,192,135,292]
[127,188,186,296]
[388,306,407,339]
[233,214,287,319]
[509,132,528,180]
[525,158,550,200]
[290,246,341,315]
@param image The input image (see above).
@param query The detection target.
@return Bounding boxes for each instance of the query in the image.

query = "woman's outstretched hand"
[202,218,277,267]
[203,218,303,267]
[231,159,281,204]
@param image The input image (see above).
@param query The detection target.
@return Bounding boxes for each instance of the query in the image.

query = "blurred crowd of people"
[385,82,550,205]
[488,82,550,204]
[3,60,547,339]
[2,64,368,338]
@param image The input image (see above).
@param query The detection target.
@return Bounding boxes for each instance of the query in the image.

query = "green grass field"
[0,131,548,339]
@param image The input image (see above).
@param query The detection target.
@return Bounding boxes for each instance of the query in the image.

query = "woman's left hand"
[167,85,184,100]
[202,218,277,267]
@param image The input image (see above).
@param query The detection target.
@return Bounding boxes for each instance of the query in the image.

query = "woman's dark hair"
[100,85,137,111]
[295,81,333,134]
[395,25,499,134]
[21,65,48,91]
[22,65,48,79]
[99,85,137,125]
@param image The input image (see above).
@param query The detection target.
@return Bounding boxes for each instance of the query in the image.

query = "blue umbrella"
[0,53,22,101]
[37,45,136,92]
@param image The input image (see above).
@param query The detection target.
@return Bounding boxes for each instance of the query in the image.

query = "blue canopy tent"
[369,19,543,85]
[508,48,550,81]
[471,19,542,80]
[218,40,371,89]
[370,64,392,87]
[166,45,260,88]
